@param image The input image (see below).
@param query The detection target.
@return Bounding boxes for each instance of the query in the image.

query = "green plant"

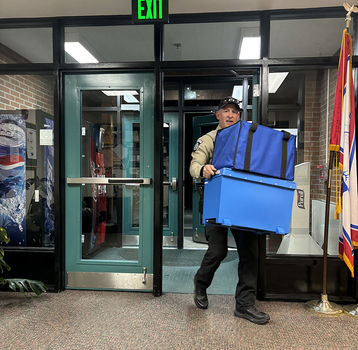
[0,227,47,296]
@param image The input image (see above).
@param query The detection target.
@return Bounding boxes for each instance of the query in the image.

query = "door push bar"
[67,177,151,185]
[163,177,177,191]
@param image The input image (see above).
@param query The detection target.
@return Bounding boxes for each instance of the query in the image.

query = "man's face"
[216,103,240,128]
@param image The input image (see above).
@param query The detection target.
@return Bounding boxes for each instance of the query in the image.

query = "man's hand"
[202,164,217,178]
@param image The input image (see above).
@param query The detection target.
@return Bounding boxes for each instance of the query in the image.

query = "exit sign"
[132,0,168,23]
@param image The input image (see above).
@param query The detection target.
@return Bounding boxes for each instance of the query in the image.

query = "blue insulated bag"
[212,121,296,180]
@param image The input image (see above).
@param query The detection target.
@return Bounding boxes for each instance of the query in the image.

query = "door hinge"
[142,267,147,284]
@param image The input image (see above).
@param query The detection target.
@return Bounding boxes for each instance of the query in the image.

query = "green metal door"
[64,73,154,291]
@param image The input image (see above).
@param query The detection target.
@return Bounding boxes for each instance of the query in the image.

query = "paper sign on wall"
[40,129,53,146]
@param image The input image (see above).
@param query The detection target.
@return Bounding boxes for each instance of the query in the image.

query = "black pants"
[194,225,259,309]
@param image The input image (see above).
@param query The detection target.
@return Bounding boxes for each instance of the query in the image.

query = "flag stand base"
[343,304,358,316]
[305,294,343,315]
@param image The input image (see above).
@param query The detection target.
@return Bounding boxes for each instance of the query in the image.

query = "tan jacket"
[190,125,221,179]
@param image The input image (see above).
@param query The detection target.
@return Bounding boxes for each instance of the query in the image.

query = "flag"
[329,29,358,277]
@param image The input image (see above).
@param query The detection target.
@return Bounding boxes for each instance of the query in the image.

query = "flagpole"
[306,4,358,316]
[306,150,343,315]
[322,151,334,296]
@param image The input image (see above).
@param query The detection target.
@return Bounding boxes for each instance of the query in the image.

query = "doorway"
[162,72,257,294]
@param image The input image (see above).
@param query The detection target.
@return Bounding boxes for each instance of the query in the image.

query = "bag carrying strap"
[232,121,243,169]
[280,131,290,179]
[243,125,290,179]
[243,122,258,171]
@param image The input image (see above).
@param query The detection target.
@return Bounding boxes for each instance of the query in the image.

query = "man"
[189,96,270,325]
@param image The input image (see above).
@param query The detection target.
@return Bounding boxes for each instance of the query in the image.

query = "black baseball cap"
[217,96,242,111]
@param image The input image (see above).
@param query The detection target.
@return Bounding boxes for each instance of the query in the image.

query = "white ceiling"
[0,0,345,19]
[0,0,346,64]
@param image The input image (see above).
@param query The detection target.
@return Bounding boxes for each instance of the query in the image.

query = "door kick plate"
[67,271,153,290]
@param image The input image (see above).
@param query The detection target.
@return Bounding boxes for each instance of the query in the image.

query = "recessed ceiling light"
[232,85,243,101]
[239,37,261,59]
[64,42,98,63]
[269,72,289,93]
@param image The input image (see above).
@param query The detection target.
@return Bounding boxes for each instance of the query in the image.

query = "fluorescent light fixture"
[184,87,196,100]
[232,85,243,101]
[123,93,139,103]
[121,104,140,111]
[269,72,289,93]
[163,123,170,128]
[64,42,98,63]
[239,37,261,59]
[102,90,139,103]
[102,90,139,96]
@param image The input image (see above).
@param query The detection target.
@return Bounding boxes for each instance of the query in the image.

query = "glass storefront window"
[64,25,154,63]
[266,68,339,257]
[270,18,343,58]
[0,28,53,63]
[0,74,55,247]
[164,21,260,60]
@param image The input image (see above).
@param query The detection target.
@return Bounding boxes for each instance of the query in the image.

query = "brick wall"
[0,46,54,115]
[0,75,54,116]
[304,68,340,203]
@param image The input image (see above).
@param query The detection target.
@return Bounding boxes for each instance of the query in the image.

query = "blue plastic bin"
[202,168,296,234]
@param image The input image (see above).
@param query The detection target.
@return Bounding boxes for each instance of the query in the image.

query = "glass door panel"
[191,114,217,243]
[122,116,141,237]
[81,183,139,262]
[162,113,178,246]
[80,105,141,262]
[163,124,170,228]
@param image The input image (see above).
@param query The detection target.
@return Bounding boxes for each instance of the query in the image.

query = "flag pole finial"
[343,2,358,29]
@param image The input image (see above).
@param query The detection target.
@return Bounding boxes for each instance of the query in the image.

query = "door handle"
[192,179,204,192]
[163,177,177,191]
[67,177,151,185]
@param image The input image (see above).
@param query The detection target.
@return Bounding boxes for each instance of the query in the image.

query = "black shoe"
[234,306,270,325]
[194,288,208,309]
